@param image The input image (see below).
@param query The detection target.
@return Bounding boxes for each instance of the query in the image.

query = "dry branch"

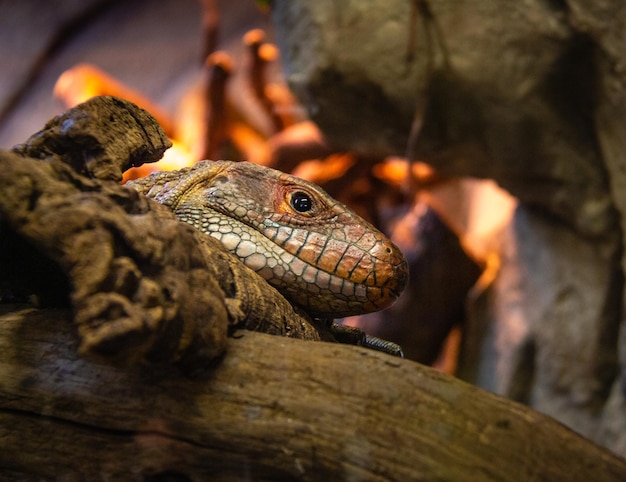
[1,96,326,373]
[13,95,171,182]
[1,97,625,479]
[1,306,625,481]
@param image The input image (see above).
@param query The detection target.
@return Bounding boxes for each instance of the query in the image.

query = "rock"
[270,0,626,457]
[567,0,626,455]
[271,0,427,158]
[270,0,617,236]
[461,205,623,451]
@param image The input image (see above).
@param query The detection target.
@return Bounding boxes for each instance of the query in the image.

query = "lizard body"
[128,160,408,318]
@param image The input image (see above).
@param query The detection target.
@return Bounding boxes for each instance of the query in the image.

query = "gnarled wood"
[1,305,625,481]
[0,97,327,374]
[1,93,624,481]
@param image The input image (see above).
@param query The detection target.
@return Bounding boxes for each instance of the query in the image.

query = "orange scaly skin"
[128,160,408,318]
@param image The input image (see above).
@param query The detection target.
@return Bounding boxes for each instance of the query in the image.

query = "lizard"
[127,160,409,354]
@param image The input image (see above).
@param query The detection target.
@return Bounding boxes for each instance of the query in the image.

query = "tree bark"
[1,96,624,481]
[1,305,625,481]
[0,96,328,374]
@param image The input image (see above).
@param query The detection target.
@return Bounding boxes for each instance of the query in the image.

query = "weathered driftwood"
[1,305,625,481]
[0,97,327,374]
[1,97,625,479]
[13,95,171,182]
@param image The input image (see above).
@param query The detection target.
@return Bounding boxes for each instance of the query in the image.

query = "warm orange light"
[432,325,462,374]
[122,139,197,182]
[372,157,438,188]
[54,63,175,136]
[229,122,270,165]
[259,43,279,63]
[291,153,356,184]
[265,83,306,127]
[52,28,308,180]
[421,178,517,263]
[55,63,201,181]
[471,251,502,295]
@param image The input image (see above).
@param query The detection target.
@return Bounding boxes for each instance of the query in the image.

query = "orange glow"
[419,178,517,263]
[54,63,175,136]
[229,122,270,165]
[471,251,502,295]
[52,29,316,181]
[291,153,356,184]
[432,325,462,374]
[55,64,200,182]
[259,43,279,63]
[171,83,206,162]
[122,139,196,182]
[267,120,323,150]
[372,157,438,188]
[243,29,279,63]
[265,83,306,127]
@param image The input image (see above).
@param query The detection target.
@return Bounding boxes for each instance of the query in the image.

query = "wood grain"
[1,306,625,481]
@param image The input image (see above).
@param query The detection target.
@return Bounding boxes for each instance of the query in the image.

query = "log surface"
[0,97,328,374]
[1,306,625,481]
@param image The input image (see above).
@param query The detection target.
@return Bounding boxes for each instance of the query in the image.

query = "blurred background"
[1,0,625,458]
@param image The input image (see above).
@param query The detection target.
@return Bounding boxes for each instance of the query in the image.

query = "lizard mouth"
[142,160,409,317]
[174,201,406,317]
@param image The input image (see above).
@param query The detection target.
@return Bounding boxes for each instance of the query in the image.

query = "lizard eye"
[290,191,313,213]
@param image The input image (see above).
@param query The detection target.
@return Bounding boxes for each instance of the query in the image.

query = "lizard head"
[130,160,409,317]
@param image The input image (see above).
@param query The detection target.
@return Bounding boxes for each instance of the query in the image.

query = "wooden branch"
[13,95,172,182]
[244,29,284,133]
[1,305,625,481]
[202,52,233,160]
[0,97,327,374]
[2,96,624,480]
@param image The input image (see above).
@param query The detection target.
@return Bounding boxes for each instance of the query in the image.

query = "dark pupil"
[291,191,313,212]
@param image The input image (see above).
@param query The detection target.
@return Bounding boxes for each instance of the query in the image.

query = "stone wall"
[270,0,626,456]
